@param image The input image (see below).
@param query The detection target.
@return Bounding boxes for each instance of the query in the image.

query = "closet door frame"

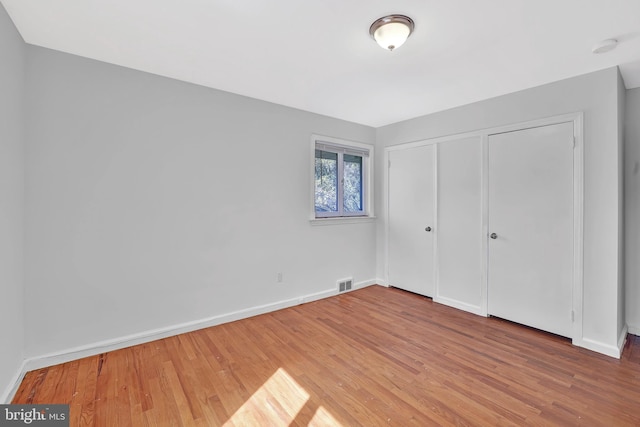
[383,112,584,344]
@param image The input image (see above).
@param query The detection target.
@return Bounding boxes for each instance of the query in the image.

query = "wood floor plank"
[12,285,640,426]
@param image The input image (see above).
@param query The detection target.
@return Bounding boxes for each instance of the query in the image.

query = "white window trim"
[310,134,375,224]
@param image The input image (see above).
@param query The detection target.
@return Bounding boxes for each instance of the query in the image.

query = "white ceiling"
[2,0,640,127]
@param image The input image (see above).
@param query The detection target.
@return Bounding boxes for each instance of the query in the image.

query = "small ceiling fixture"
[592,39,618,54]
[369,15,415,51]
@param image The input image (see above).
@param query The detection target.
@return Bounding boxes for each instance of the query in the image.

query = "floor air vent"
[338,278,353,293]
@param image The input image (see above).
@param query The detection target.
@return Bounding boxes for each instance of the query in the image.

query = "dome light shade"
[369,15,415,51]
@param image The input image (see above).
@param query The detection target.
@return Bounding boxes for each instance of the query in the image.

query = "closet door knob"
[490,233,498,239]
[425,226,432,232]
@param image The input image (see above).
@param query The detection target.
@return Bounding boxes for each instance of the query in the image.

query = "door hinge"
[572,136,576,148]
[571,310,575,322]
[388,159,391,168]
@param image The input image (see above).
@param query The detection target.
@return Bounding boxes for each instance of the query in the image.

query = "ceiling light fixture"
[592,39,618,54]
[369,15,415,51]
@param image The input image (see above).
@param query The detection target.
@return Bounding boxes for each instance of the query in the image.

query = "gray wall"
[0,4,25,402]
[376,68,624,353]
[626,87,640,334]
[23,46,377,358]
[618,70,626,337]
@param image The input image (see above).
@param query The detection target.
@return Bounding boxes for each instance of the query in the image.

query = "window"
[312,136,372,219]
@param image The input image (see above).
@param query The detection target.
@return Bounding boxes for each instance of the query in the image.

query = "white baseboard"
[1,359,28,404]
[20,280,378,376]
[575,324,628,359]
[433,296,484,317]
[628,325,640,336]
[375,278,389,287]
[619,324,629,354]
[352,279,378,291]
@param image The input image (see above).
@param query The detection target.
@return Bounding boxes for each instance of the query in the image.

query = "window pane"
[315,150,338,213]
[344,154,363,212]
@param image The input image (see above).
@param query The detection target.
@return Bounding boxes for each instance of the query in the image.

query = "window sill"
[310,216,377,226]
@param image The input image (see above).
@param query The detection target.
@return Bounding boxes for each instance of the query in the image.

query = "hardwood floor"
[12,285,640,426]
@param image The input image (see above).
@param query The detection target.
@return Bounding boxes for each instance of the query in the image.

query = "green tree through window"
[343,154,363,212]
[314,138,370,218]
[315,150,338,212]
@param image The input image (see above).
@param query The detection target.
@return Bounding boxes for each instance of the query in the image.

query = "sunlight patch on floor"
[223,367,342,426]
[308,405,342,426]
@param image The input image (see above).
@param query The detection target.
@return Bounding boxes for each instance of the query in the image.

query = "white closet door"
[437,137,483,311]
[488,122,574,337]
[388,145,435,297]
